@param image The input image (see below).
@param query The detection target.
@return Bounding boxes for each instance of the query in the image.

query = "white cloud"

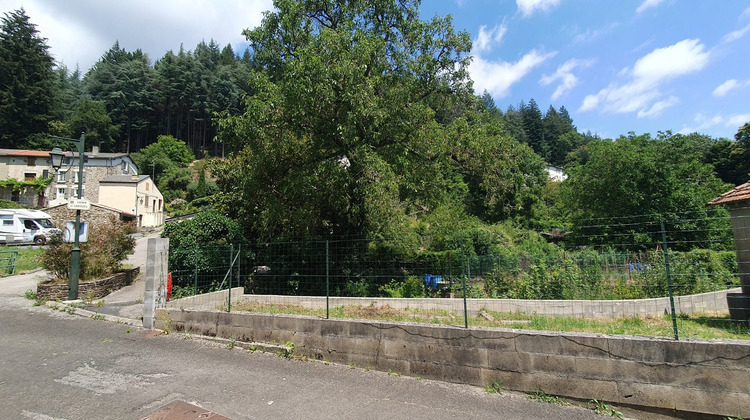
[2,0,273,71]
[712,79,750,97]
[470,50,557,98]
[579,39,710,118]
[714,80,740,97]
[678,113,750,135]
[726,114,750,128]
[636,0,666,14]
[742,6,750,20]
[540,58,596,100]
[472,23,507,54]
[637,96,679,118]
[722,22,750,43]
[516,0,560,17]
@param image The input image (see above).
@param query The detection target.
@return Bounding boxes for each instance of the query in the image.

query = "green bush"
[379,276,427,298]
[40,217,136,281]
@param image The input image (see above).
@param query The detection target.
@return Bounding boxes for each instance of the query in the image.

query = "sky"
[3,0,749,140]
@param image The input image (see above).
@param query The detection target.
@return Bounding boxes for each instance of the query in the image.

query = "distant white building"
[545,165,567,182]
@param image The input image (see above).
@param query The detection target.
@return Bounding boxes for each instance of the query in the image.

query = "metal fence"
[167,210,750,340]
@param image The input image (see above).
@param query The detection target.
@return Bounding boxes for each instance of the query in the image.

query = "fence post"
[661,222,679,340]
[460,243,468,329]
[194,244,199,296]
[237,243,241,295]
[326,240,330,320]
[228,244,233,313]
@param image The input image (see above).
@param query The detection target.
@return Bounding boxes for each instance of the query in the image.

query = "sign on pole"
[67,198,91,210]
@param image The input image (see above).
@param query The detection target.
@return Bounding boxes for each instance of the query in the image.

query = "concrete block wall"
[235,287,739,319]
[155,308,750,418]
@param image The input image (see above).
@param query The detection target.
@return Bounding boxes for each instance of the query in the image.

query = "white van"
[0,209,62,245]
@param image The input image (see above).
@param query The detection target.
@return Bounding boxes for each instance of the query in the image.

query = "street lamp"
[49,134,85,301]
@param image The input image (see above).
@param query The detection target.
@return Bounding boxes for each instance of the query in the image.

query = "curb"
[45,300,142,327]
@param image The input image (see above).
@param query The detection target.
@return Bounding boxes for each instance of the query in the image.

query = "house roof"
[0,148,132,160]
[100,174,150,184]
[0,149,52,157]
[707,181,750,206]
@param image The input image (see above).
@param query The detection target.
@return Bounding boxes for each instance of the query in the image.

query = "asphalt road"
[0,283,608,420]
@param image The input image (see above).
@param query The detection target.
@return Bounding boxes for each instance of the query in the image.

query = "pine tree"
[0,9,56,148]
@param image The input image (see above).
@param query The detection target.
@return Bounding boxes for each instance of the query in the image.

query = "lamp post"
[49,134,85,301]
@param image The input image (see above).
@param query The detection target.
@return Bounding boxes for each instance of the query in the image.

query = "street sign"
[67,198,91,210]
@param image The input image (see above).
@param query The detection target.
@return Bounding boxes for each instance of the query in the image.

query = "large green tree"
[0,9,56,148]
[215,0,474,239]
[562,132,731,249]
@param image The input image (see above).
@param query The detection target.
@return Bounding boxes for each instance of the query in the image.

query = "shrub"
[40,216,136,281]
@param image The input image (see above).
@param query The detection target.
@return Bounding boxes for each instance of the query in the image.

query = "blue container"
[423,274,432,288]
[432,275,442,289]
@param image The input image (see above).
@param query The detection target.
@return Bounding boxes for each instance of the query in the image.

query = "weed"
[126,328,131,333]
[101,338,112,343]
[95,300,105,308]
[65,307,76,315]
[348,363,357,369]
[226,337,236,350]
[90,314,106,321]
[416,376,422,381]
[387,369,399,377]
[365,366,370,371]
[24,289,37,300]
[160,311,173,335]
[723,417,744,420]
[248,345,258,353]
[528,390,568,405]
[285,341,295,352]
[589,399,623,418]
[484,380,503,394]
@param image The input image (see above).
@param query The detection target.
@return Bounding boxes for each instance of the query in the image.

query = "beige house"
[98,175,164,227]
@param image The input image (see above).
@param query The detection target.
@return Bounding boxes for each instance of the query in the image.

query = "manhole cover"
[140,401,230,420]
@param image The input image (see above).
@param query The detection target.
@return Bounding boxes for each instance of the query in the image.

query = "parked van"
[0,209,61,245]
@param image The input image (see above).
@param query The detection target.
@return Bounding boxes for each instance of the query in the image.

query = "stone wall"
[45,204,133,229]
[37,267,139,301]
[156,308,750,418]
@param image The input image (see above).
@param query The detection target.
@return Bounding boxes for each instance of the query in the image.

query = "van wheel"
[34,237,45,245]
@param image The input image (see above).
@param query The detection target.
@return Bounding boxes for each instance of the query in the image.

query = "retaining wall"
[37,267,140,301]
[155,308,750,418]
[233,287,739,318]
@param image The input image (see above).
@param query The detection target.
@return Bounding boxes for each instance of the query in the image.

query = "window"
[24,173,36,181]
[121,161,129,173]
[56,187,66,200]
[23,220,37,230]
[42,169,49,179]
[70,187,85,199]
[28,157,36,166]
[73,170,86,183]
[2,219,13,226]
[145,182,150,191]
[56,171,68,183]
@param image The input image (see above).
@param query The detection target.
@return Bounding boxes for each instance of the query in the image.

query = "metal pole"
[326,241,330,319]
[461,244,468,329]
[661,222,679,340]
[228,244,233,312]
[194,244,199,295]
[69,134,85,301]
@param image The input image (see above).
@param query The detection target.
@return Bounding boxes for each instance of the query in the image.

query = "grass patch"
[0,246,44,275]
[229,301,750,340]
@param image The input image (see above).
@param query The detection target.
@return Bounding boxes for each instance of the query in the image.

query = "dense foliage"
[41,217,136,281]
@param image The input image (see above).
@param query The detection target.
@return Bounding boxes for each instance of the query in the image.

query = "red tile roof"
[6,150,53,157]
[707,181,750,206]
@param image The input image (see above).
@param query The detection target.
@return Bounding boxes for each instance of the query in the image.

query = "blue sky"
[4,0,749,139]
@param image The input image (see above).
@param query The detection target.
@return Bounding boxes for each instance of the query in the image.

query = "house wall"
[45,204,134,230]
[99,179,164,227]
[136,180,164,227]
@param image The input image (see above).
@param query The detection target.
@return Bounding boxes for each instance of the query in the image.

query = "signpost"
[67,198,91,211]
